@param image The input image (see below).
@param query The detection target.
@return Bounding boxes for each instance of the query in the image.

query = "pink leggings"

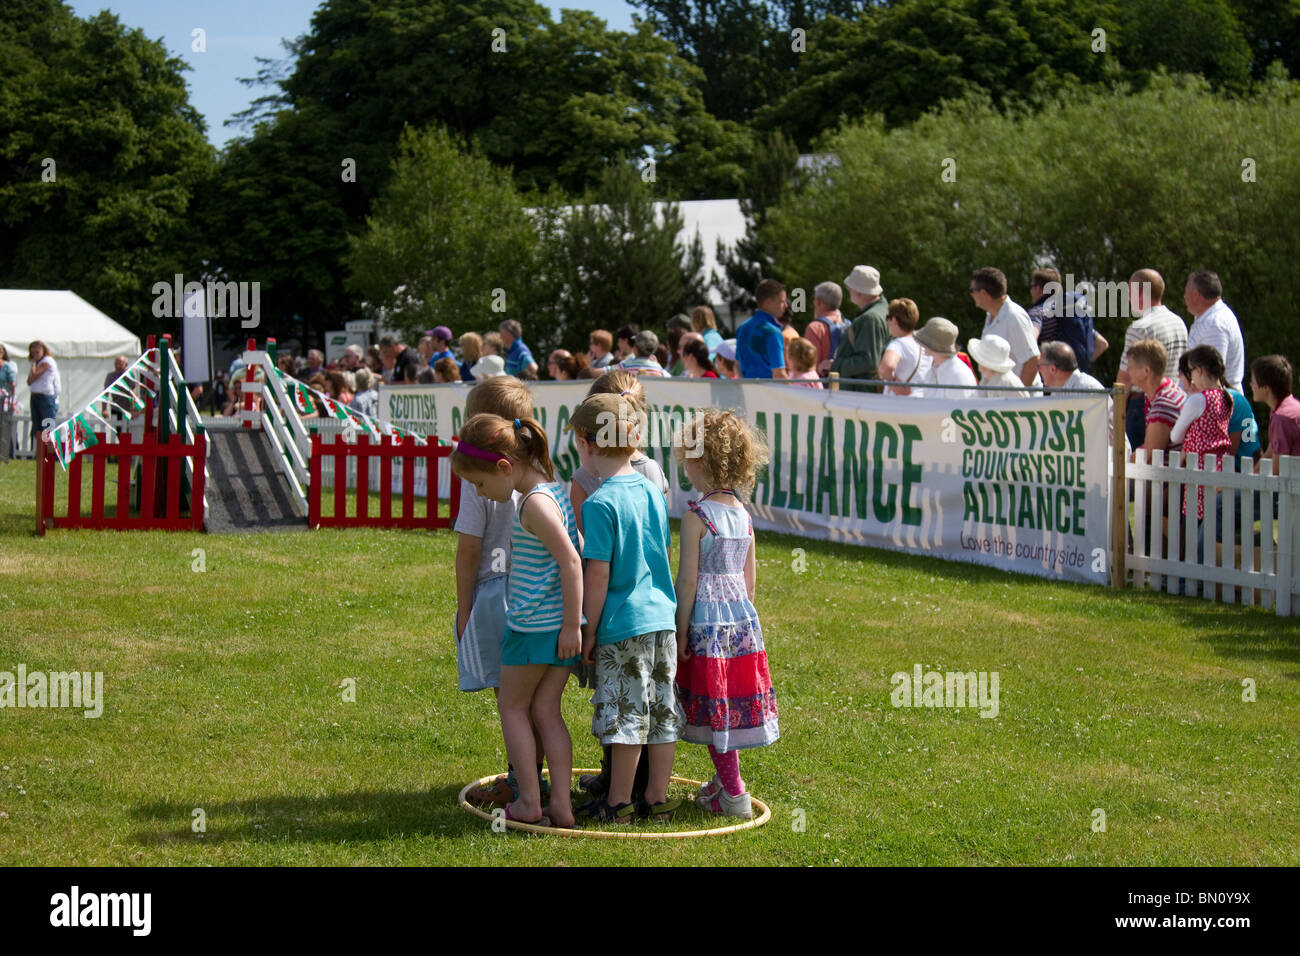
[708,745,743,796]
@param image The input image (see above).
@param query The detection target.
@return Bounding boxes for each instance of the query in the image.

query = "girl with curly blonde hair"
[671,409,778,819]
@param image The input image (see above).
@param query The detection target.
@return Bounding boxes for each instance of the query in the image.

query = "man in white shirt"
[969,267,1039,386]
[1183,270,1244,392]
[1040,341,1106,391]
[1040,341,1112,443]
[915,317,977,399]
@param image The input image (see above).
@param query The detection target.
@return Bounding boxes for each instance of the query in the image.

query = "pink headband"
[455,440,507,463]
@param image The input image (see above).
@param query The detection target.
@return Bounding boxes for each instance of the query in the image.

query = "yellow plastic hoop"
[457,769,771,839]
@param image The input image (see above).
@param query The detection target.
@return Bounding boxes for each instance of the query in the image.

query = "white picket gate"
[1123,453,1300,614]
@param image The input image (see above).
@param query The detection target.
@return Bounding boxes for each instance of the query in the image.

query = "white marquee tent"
[0,290,141,422]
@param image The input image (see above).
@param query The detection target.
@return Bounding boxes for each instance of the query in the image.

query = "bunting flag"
[345,407,380,440]
[46,348,164,470]
[270,368,426,446]
[275,370,318,416]
[50,413,99,469]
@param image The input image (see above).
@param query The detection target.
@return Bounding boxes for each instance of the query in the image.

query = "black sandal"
[590,801,636,824]
[638,796,682,823]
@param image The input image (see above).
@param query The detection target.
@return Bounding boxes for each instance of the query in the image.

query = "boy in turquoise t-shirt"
[573,393,682,822]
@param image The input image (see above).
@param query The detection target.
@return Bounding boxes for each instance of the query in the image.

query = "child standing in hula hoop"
[568,371,670,808]
[451,413,584,828]
[452,377,548,809]
[575,393,683,823]
[673,410,779,819]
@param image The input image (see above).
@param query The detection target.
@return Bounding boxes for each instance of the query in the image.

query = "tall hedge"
[763,74,1300,384]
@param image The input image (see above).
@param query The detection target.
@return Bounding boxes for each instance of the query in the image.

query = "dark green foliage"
[715,130,800,321]
[344,126,539,341]
[0,0,215,335]
[762,76,1300,385]
[531,165,710,354]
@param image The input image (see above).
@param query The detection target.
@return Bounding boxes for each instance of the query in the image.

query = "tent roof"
[0,290,140,359]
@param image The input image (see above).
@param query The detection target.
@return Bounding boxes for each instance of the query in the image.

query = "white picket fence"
[6,412,36,458]
[1123,452,1300,614]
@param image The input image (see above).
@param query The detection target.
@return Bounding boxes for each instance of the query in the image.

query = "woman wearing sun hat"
[915,318,978,400]
[967,334,1030,398]
[470,353,507,380]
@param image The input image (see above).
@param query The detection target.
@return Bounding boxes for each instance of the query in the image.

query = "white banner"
[379,380,1112,584]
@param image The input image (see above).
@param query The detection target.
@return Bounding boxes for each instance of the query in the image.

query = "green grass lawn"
[1,458,1297,865]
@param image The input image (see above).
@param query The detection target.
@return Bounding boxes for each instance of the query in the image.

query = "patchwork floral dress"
[675,498,779,752]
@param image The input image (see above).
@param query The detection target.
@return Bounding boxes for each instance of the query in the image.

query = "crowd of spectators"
[212,264,1295,492]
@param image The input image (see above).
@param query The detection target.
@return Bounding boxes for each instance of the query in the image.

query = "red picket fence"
[35,431,206,535]
[308,433,458,530]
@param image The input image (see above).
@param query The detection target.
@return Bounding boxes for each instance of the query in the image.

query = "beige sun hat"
[843,265,884,296]
[913,317,959,355]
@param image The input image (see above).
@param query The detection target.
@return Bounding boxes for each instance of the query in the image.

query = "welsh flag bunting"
[346,408,380,440]
[268,369,428,446]
[277,371,317,416]
[139,350,161,392]
[317,394,345,421]
[51,414,99,470]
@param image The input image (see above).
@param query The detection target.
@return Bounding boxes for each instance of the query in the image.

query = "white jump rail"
[241,348,309,516]
[165,347,210,519]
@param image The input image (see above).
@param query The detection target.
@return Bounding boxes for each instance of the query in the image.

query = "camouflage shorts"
[590,630,684,746]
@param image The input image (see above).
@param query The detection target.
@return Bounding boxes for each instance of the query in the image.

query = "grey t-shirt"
[452,478,520,585]
[572,453,670,496]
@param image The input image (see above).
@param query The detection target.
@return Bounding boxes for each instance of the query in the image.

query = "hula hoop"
[457,769,771,839]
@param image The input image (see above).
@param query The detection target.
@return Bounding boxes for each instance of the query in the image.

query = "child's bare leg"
[606,743,641,807]
[492,687,541,764]
[498,663,546,819]
[530,666,574,826]
[645,741,676,806]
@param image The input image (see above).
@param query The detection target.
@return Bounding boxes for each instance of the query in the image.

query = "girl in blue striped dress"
[451,413,584,828]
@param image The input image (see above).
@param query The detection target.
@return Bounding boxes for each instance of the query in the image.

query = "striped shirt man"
[1119,305,1188,380]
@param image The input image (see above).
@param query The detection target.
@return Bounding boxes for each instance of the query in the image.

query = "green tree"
[715,130,800,320]
[762,76,1300,385]
[756,0,1263,149]
[197,106,355,347]
[533,165,709,354]
[630,0,861,124]
[759,0,1123,144]
[0,0,215,335]
[1121,0,1252,93]
[1229,0,1300,81]
[344,126,539,340]
[202,0,738,340]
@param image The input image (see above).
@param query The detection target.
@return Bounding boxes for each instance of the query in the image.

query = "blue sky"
[67,0,638,148]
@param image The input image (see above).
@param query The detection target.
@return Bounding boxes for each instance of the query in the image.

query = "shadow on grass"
[1174,606,1300,667]
[745,521,1300,663]
[0,512,36,536]
[129,782,485,846]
